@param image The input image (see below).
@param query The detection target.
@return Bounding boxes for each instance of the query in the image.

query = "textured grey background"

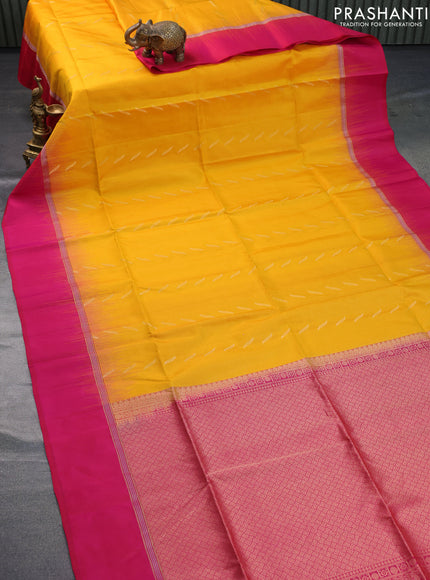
[0,45,429,579]
[0,48,75,580]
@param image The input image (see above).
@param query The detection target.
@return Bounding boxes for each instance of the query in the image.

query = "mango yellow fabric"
[22,0,430,405]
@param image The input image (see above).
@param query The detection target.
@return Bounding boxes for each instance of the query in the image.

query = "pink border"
[341,38,430,253]
[3,99,158,580]
[4,17,430,580]
[18,34,52,95]
[136,13,365,72]
[176,338,430,407]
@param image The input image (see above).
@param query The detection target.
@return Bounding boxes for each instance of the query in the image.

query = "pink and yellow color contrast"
[3,0,430,578]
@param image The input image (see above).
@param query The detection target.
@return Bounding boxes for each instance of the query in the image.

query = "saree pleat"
[3,0,430,578]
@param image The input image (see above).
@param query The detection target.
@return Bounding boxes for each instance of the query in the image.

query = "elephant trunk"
[124,21,141,51]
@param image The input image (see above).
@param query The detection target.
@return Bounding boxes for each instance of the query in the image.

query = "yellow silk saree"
[4,0,430,578]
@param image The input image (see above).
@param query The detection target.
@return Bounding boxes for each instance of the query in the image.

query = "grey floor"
[0,46,429,580]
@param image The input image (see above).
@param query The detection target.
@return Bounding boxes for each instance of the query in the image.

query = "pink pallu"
[4,6,430,580]
[136,13,364,72]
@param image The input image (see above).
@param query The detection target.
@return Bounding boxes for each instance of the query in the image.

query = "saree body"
[4,0,430,578]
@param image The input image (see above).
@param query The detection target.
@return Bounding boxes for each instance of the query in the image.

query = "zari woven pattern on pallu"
[4,0,430,578]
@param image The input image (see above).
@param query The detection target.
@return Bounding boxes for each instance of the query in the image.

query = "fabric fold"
[133,10,366,72]
[116,391,246,580]
[4,0,430,578]
[173,340,430,579]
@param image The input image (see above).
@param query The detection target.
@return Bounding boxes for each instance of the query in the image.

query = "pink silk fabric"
[4,4,430,579]
[135,13,364,72]
[118,340,430,579]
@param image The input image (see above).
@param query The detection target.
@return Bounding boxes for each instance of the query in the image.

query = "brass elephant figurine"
[124,19,186,65]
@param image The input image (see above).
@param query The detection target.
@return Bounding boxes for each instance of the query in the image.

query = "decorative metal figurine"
[124,19,186,65]
[23,76,65,169]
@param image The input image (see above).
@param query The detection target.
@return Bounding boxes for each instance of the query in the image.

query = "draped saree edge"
[2,156,160,579]
[3,14,430,580]
[340,38,430,255]
[136,12,366,72]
